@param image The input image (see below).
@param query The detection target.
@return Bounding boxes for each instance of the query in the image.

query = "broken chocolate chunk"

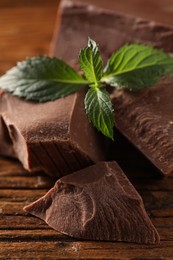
[24,161,160,244]
[51,0,173,175]
[51,0,173,64]
[65,0,173,27]
[111,77,173,175]
[0,89,105,177]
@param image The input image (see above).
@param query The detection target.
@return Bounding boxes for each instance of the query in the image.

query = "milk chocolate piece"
[51,0,173,175]
[111,77,173,175]
[0,90,104,177]
[63,0,173,27]
[24,161,160,244]
[51,0,173,63]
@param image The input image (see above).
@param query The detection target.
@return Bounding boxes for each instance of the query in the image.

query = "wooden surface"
[0,0,173,259]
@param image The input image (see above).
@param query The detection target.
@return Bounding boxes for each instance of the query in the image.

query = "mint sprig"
[0,56,88,102]
[0,39,173,139]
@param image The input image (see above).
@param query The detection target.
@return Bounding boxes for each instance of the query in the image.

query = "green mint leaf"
[102,44,173,90]
[79,38,103,87]
[0,56,88,102]
[85,87,114,140]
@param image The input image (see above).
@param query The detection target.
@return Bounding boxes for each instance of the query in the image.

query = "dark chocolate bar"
[24,161,160,244]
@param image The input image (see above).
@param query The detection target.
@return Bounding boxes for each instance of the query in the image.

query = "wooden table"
[0,0,173,259]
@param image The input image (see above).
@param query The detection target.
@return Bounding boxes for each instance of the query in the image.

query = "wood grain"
[0,0,173,259]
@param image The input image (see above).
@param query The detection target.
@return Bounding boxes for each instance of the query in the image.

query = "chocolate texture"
[68,0,173,27]
[0,89,104,177]
[51,0,173,62]
[51,0,173,175]
[24,161,160,244]
[111,77,173,175]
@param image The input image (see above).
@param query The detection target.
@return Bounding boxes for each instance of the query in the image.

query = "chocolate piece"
[51,0,173,63]
[51,0,173,175]
[0,89,104,177]
[65,0,173,27]
[24,161,160,244]
[111,77,173,175]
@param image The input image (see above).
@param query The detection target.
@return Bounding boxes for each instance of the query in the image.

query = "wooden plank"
[0,215,49,230]
[0,175,54,189]
[0,189,50,200]
[0,241,173,259]
[0,0,58,8]
[0,229,68,241]
[0,224,173,241]
[0,5,58,74]
[0,214,172,232]
[0,202,32,215]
